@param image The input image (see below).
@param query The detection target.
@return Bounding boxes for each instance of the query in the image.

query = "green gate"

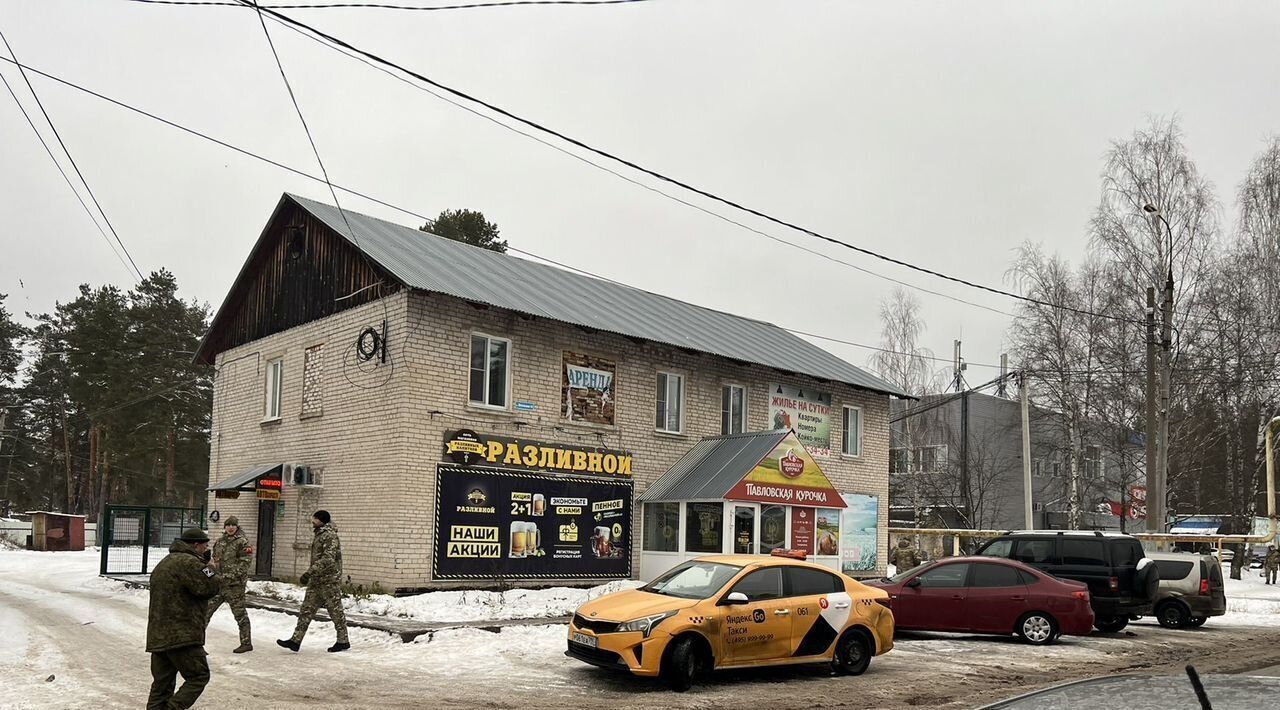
[100,505,205,575]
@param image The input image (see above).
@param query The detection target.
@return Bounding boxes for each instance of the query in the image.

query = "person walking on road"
[147,528,221,710]
[1265,545,1279,585]
[206,515,255,652]
[277,510,350,653]
[890,538,922,572]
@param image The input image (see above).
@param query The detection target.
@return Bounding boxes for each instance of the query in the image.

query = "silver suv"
[1146,552,1227,629]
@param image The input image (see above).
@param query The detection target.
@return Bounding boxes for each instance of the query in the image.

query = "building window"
[842,406,862,457]
[721,384,746,435]
[685,502,722,553]
[759,504,786,555]
[264,358,283,421]
[916,445,947,473]
[1032,459,1042,477]
[643,502,680,552]
[1083,446,1103,480]
[890,448,909,474]
[301,344,324,417]
[656,372,684,433]
[469,334,510,408]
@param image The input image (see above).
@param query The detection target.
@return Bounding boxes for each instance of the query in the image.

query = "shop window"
[685,502,723,553]
[732,505,755,554]
[842,406,862,457]
[759,504,786,555]
[815,508,840,556]
[264,358,283,421]
[729,567,782,601]
[656,372,683,433]
[721,384,746,435]
[643,503,680,553]
[469,334,509,408]
[301,344,324,417]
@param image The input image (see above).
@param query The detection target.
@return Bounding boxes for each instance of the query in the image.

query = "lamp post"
[1143,204,1174,537]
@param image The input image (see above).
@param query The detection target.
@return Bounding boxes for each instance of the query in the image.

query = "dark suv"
[974,531,1160,632]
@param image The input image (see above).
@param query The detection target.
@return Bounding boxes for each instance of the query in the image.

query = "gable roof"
[210,193,906,396]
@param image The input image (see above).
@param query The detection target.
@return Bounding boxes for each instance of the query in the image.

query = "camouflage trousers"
[205,581,252,646]
[147,645,210,710]
[1267,566,1278,584]
[291,582,349,644]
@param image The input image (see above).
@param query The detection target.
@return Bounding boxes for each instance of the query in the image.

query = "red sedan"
[866,557,1094,645]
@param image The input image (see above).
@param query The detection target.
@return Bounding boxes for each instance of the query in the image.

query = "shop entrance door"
[256,500,276,577]
[732,505,757,554]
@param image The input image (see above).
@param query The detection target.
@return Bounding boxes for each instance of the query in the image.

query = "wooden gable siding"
[200,201,400,363]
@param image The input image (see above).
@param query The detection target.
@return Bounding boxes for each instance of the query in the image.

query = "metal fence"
[100,505,205,575]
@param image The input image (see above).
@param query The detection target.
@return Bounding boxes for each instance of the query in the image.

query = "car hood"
[574,589,700,622]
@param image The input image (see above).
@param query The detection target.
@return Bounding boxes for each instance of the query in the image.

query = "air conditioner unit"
[284,463,320,487]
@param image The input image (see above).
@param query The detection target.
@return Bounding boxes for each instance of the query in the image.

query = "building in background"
[197,193,905,591]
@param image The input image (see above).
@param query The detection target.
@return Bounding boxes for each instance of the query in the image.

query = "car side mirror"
[906,578,922,589]
[721,592,749,605]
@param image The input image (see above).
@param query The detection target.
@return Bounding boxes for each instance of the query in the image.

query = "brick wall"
[208,290,891,590]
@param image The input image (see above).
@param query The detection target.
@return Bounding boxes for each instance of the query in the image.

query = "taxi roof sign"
[770,548,808,560]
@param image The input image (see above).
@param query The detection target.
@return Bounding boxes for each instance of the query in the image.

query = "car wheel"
[1093,616,1129,633]
[661,636,705,692]
[1016,612,1057,645]
[1187,616,1207,628]
[831,629,873,676]
[1157,602,1190,629]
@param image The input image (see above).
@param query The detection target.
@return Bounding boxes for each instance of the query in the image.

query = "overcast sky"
[3,0,1279,386]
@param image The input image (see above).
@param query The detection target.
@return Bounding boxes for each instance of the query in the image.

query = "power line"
[0,68,136,281]
[125,0,653,9]
[0,28,144,283]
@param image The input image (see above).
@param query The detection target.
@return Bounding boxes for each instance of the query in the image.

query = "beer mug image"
[509,521,528,558]
[592,526,611,558]
[525,522,541,555]
[532,494,545,516]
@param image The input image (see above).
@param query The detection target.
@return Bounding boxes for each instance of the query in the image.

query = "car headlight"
[618,610,677,638]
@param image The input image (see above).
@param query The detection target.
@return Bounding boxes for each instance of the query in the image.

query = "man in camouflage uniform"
[890,538,922,572]
[147,528,220,710]
[277,510,350,653]
[205,515,254,652]
[1265,545,1279,585]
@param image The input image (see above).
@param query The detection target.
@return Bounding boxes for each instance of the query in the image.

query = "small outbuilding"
[26,511,87,551]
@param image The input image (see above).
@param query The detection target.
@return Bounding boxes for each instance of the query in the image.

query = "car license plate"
[571,632,598,648]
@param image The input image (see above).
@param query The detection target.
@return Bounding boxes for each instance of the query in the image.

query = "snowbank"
[247,578,644,623]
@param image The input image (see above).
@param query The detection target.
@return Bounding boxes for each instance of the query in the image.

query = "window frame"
[783,566,844,597]
[726,566,784,602]
[655,371,685,434]
[642,502,681,553]
[263,357,284,422]
[720,383,747,435]
[468,333,512,410]
[841,405,863,458]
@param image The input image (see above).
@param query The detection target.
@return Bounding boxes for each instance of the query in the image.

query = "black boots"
[327,642,351,653]
[276,639,300,652]
[233,643,253,654]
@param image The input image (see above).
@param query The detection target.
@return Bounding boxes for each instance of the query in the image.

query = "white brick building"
[198,194,905,592]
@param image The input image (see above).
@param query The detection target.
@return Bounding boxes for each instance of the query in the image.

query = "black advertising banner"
[443,429,633,477]
[433,464,633,580]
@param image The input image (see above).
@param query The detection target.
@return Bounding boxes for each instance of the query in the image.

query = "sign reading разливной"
[433,464,632,580]
[443,430,633,477]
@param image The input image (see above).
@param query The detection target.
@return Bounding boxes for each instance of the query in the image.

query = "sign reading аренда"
[443,430,633,477]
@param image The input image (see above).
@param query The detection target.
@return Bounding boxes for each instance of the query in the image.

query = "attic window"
[287,226,305,260]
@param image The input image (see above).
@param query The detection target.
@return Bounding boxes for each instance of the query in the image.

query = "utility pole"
[1145,287,1158,533]
[952,340,966,392]
[1020,371,1033,529]
[998,354,1008,398]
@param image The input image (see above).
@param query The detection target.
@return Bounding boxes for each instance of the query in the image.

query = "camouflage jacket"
[146,540,220,653]
[1266,550,1280,569]
[305,523,343,585]
[890,547,922,570]
[212,530,253,584]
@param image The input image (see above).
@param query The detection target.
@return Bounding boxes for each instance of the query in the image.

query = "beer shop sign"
[443,430,633,477]
[433,464,633,580]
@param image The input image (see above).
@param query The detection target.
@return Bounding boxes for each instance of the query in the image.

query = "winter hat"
[224,516,240,528]
[180,528,210,543]
[313,510,331,524]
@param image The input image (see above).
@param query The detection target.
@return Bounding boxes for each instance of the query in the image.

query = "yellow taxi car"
[566,551,895,690]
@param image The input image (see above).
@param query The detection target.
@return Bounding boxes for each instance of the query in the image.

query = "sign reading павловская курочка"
[435,431,633,580]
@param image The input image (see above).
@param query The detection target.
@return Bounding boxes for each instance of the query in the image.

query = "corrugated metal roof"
[208,463,281,491]
[640,430,789,502]
[287,194,907,396]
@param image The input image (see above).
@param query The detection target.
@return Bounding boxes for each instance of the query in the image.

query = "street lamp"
[1143,203,1175,541]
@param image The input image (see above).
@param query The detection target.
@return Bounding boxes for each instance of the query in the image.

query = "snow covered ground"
[2,549,1279,709]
